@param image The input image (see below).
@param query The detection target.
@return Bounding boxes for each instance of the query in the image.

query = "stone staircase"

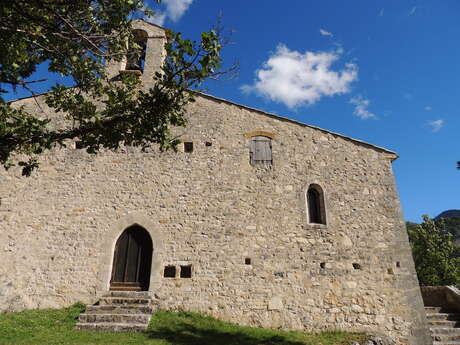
[426,306,460,345]
[75,291,155,332]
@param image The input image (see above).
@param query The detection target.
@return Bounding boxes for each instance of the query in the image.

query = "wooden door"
[110,225,153,291]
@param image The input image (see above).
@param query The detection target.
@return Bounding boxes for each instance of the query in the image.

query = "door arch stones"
[97,212,164,294]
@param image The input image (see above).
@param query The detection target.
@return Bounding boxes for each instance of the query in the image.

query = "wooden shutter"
[250,136,272,166]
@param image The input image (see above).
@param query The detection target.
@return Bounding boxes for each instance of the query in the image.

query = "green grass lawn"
[0,303,366,345]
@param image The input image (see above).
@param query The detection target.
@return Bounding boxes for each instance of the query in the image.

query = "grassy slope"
[0,304,366,345]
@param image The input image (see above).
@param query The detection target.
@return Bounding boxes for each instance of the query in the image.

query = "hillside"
[407,210,460,239]
[436,210,460,219]
[436,210,460,238]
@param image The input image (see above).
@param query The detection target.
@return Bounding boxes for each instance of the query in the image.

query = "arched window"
[307,184,326,225]
[126,29,148,72]
[249,136,272,166]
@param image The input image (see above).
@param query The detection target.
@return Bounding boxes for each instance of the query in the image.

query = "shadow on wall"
[421,286,460,313]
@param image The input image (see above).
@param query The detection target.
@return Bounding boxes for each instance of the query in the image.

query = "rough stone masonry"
[0,20,432,345]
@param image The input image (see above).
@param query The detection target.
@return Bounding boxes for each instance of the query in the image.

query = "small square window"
[205,142,212,147]
[164,266,176,278]
[184,142,193,153]
[180,265,192,278]
[245,258,251,265]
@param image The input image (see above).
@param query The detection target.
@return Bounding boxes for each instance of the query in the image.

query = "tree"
[0,0,230,175]
[407,215,460,287]
[437,216,460,239]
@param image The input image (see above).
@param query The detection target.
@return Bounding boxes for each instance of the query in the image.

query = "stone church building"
[0,21,431,344]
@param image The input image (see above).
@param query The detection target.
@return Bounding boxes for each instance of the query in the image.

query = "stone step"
[75,291,154,333]
[428,313,460,321]
[429,320,460,328]
[103,291,151,298]
[75,322,148,332]
[433,334,460,342]
[79,313,150,324]
[426,307,443,313]
[433,342,460,345]
[98,297,151,306]
[433,328,460,335]
[109,282,143,291]
[86,305,154,315]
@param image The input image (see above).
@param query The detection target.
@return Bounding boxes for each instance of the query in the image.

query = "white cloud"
[349,95,377,120]
[145,0,193,26]
[424,106,432,111]
[408,6,417,16]
[428,119,443,132]
[320,29,333,37]
[378,8,384,17]
[163,0,193,22]
[241,44,358,109]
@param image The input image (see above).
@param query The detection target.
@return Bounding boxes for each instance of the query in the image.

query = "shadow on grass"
[147,322,307,345]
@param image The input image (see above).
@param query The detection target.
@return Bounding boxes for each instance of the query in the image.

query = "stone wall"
[421,286,460,313]
[0,92,431,344]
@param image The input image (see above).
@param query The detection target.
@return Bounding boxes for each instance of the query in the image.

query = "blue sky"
[6,1,460,222]
[147,0,459,223]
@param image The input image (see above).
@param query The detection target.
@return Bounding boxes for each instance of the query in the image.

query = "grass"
[0,303,366,345]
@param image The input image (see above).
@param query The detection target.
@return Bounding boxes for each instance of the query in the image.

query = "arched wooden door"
[110,225,153,291]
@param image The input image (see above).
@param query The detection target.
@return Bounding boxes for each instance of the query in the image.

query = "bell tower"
[106,19,167,88]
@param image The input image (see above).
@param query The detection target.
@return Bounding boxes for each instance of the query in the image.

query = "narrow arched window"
[307,184,326,225]
[250,136,272,166]
[126,30,148,72]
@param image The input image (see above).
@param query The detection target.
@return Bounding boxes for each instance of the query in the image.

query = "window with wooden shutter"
[250,136,272,166]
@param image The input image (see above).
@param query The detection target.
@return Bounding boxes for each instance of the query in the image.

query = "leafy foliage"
[408,213,460,241]
[436,216,460,239]
[0,0,230,175]
[407,215,460,287]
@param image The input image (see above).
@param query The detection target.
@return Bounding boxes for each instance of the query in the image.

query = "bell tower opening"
[125,29,148,72]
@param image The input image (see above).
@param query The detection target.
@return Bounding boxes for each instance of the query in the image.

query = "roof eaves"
[7,87,398,160]
[194,91,398,159]
[134,18,167,32]
[7,89,55,104]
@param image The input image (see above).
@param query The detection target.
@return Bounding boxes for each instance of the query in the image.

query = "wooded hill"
[407,210,460,239]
